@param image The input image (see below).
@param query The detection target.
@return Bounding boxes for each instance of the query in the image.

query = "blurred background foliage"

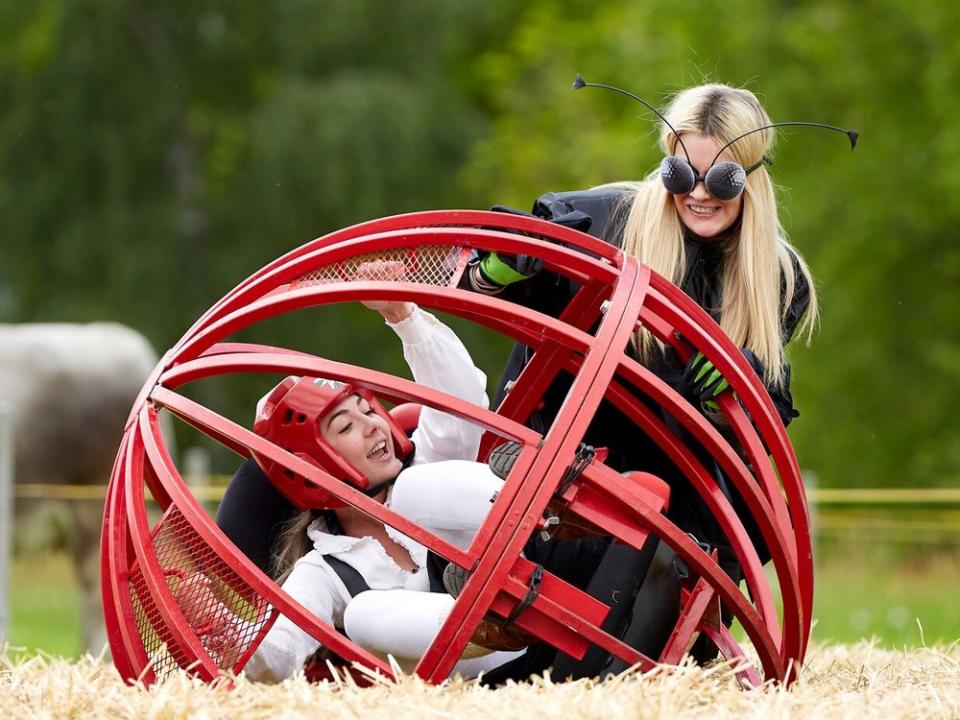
[1,0,958,491]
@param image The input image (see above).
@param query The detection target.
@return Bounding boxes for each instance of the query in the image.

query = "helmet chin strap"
[357,441,414,500]
[362,478,395,500]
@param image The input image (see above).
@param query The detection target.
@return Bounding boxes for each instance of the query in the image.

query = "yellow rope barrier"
[13,483,223,502]
[809,488,960,504]
[816,512,960,533]
[12,482,960,540]
[12,481,960,505]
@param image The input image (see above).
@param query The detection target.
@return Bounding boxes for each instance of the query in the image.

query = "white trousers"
[390,459,503,551]
[343,590,522,676]
[345,459,518,677]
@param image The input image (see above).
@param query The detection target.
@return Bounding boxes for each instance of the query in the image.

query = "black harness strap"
[500,563,543,627]
[557,444,597,497]
[323,554,370,598]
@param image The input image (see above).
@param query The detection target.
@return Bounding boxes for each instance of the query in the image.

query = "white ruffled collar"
[305,491,428,569]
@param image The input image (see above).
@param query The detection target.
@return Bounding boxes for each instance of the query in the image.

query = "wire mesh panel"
[127,505,274,681]
[127,568,177,681]
[292,245,469,288]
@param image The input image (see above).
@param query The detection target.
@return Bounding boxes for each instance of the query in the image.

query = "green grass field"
[6,540,959,660]
[811,551,960,647]
[7,553,84,658]
[810,533,960,647]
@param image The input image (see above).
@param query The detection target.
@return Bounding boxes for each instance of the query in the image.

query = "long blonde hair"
[605,84,817,387]
[272,509,321,583]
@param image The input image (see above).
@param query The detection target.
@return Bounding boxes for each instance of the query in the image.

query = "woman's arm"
[385,306,489,464]
[353,257,489,462]
[781,255,812,346]
[764,248,813,426]
[244,551,349,682]
[730,348,800,428]
[697,249,811,428]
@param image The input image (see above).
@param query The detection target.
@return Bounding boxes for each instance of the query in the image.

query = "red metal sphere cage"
[100,210,813,688]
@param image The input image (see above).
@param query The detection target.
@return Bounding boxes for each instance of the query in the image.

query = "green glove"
[683,351,731,402]
[702,398,722,414]
[478,251,542,287]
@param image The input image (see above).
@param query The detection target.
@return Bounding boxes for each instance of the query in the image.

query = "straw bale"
[2,642,958,720]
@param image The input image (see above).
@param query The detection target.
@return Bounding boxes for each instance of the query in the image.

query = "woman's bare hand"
[354,260,415,322]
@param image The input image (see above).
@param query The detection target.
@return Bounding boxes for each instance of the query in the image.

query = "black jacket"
[493,186,811,556]
[498,187,809,422]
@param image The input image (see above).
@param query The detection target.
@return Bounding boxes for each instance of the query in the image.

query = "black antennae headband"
[573,74,858,201]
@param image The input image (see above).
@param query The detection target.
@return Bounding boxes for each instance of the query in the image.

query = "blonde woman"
[475,81,836,426]
[468,80,853,681]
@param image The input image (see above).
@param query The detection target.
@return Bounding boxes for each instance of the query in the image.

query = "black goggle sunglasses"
[573,74,858,201]
[660,153,772,201]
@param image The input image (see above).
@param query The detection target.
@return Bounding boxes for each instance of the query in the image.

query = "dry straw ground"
[3,642,959,720]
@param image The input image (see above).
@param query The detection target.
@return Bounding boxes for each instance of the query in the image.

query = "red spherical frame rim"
[101,209,813,688]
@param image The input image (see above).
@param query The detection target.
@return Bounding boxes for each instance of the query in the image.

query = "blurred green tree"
[0,0,520,466]
[1,0,957,487]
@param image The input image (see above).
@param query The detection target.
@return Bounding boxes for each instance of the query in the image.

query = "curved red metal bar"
[642,281,814,655]
[185,209,621,342]
[101,210,812,687]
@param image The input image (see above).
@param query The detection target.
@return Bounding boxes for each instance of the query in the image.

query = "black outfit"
[496,187,808,426]
[477,187,811,684]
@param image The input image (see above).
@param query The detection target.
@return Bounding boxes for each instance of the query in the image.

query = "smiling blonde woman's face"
[671,133,744,239]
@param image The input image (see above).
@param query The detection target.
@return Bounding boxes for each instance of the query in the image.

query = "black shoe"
[443,562,471,598]
[488,441,603,540]
[488,441,522,480]
[442,562,535,652]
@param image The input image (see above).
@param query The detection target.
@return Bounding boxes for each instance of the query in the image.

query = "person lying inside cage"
[198,295,679,683]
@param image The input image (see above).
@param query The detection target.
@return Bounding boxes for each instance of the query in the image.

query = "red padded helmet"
[252,375,414,510]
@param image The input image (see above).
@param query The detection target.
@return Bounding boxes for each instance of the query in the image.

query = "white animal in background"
[0,322,160,654]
